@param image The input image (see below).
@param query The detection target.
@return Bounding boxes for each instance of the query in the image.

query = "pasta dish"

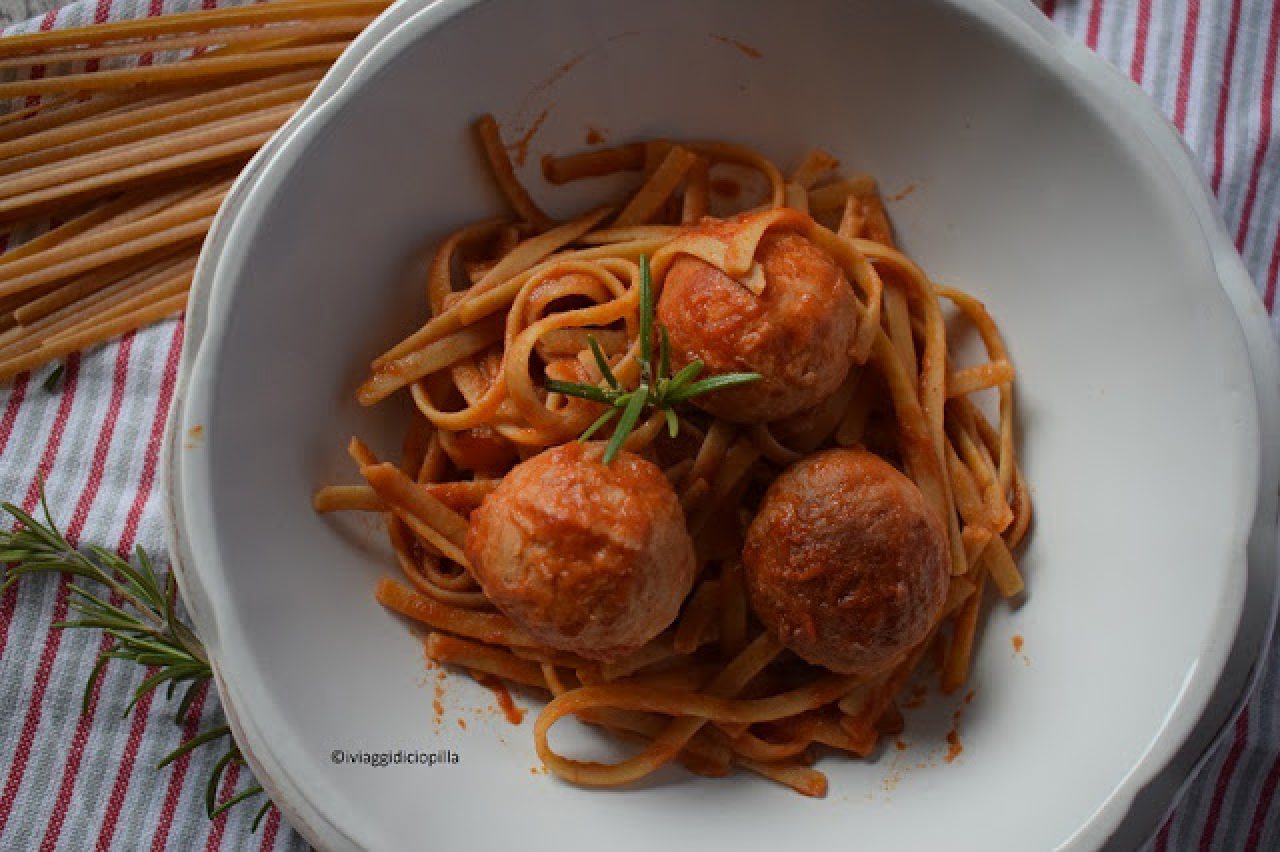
[314,115,1031,796]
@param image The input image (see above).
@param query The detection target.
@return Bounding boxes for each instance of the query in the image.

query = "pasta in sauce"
[315,115,1032,796]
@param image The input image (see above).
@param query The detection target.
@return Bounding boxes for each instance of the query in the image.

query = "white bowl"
[164,1,1280,849]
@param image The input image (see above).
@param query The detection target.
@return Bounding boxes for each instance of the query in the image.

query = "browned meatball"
[743,448,949,676]
[464,442,696,661]
[657,227,857,422]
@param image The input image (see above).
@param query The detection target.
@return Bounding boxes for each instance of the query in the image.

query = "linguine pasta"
[317,116,1032,796]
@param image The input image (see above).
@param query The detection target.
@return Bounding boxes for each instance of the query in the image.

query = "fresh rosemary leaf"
[604,388,648,463]
[82,654,111,715]
[544,379,614,404]
[207,748,239,816]
[210,785,265,820]
[587,335,620,390]
[251,800,275,832]
[0,486,270,829]
[638,255,654,382]
[562,254,762,456]
[659,327,672,381]
[580,408,618,442]
[158,725,231,770]
[663,359,705,398]
[666,372,763,403]
[41,364,64,392]
[128,669,183,714]
[175,679,204,726]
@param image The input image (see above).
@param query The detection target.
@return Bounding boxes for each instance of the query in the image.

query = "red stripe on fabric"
[34,334,136,851]
[187,0,219,60]
[1042,0,1057,19]
[93,685,156,852]
[1129,0,1152,82]
[1237,0,1280,267]
[16,363,80,515]
[0,578,74,839]
[38,629,116,852]
[149,682,210,852]
[260,808,281,850]
[1155,814,1174,852]
[23,11,59,109]
[1173,0,1203,132]
[0,354,81,660]
[0,354,85,839]
[1246,748,1280,851]
[0,374,29,457]
[121,319,184,551]
[205,762,242,850]
[0,373,44,651]
[138,0,166,67]
[88,321,186,851]
[1199,708,1251,850]
[1085,0,1104,49]
[64,334,134,544]
[82,0,112,74]
[1264,215,1280,309]
[1212,0,1246,192]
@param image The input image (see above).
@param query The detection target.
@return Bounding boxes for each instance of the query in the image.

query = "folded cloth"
[0,1,1276,850]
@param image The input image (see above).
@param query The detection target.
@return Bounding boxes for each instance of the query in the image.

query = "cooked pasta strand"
[311,128,1033,797]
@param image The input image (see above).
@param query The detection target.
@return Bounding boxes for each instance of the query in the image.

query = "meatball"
[464,442,696,661]
[743,448,949,676]
[657,227,857,422]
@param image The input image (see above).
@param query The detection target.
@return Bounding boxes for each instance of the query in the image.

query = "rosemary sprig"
[41,363,65,393]
[0,486,270,827]
[545,255,761,462]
